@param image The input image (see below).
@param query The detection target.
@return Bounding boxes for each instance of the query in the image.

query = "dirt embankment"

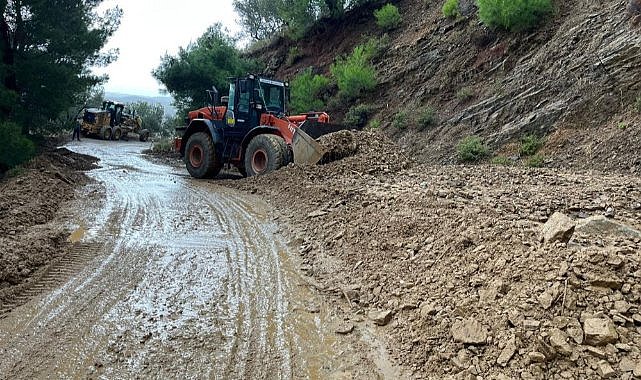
[226,130,641,379]
[254,0,641,173]
[0,148,98,308]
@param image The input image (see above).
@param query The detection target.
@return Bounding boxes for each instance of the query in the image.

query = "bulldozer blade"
[298,120,355,139]
[292,127,327,165]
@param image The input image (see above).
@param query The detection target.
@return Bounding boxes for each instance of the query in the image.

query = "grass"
[456,87,474,101]
[392,111,408,130]
[286,46,304,66]
[519,133,544,156]
[369,119,381,129]
[525,154,545,168]
[635,95,641,113]
[456,136,490,162]
[417,107,438,131]
[151,138,175,154]
[344,104,375,129]
[491,156,512,166]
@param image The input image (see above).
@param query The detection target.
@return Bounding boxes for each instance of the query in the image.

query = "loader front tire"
[112,127,122,141]
[100,126,112,140]
[244,134,286,177]
[185,132,221,179]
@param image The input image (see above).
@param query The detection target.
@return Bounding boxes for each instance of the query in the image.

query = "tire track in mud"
[0,141,387,380]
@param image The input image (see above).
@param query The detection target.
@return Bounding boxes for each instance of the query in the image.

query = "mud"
[0,140,392,379]
[226,130,641,379]
[0,148,97,304]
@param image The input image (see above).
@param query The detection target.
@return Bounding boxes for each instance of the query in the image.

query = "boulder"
[541,212,576,243]
[549,328,573,356]
[575,215,641,239]
[368,310,393,326]
[451,318,488,345]
[583,318,619,346]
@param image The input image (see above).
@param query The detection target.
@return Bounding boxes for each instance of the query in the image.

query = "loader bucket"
[292,127,327,165]
[299,120,356,139]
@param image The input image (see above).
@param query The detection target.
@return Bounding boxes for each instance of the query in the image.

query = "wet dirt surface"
[0,140,389,379]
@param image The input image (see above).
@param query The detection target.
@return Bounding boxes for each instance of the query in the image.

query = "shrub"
[618,122,629,131]
[392,111,408,130]
[477,0,553,31]
[330,45,377,100]
[374,4,402,31]
[286,46,304,66]
[290,68,331,113]
[0,122,35,172]
[361,34,390,62]
[526,154,545,168]
[491,156,512,166]
[151,138,174,154]
[369,119,381,129]
[634,95,641,113]
[442,0,460,18]
[456,136,489,162]
[344,104,375,128]
[456,87,474,101]
[519,133,544,156]
[417,107,438,131]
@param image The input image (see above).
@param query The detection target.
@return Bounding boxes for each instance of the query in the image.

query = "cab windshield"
[257,79,285,114]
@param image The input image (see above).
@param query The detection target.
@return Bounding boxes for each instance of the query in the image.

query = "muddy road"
[0,140,391,379]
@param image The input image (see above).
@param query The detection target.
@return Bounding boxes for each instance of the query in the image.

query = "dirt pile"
[255,0,641,173]
[0,148,97,304]
[226,130,641,378]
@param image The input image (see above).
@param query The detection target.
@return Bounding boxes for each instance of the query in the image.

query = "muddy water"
[0,141,388,379]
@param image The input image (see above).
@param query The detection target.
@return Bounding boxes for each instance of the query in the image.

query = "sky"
[94,0,240,97]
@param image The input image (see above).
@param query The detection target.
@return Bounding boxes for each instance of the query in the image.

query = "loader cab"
[225,75,288,131]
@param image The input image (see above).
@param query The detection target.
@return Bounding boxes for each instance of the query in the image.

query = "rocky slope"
[226,130,641,379]
[255,0,641,173]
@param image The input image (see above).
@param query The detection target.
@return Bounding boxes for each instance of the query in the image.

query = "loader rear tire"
[100,126,112,140]
[112,127,122,141]
[185,132,221,179]
[244,134,286,177]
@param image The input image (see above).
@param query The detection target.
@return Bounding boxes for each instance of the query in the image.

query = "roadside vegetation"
[0,1,121,175]
[290,69,331,113]
[374,4,402,30]
[477,0,553,31]
[456,136,490,162]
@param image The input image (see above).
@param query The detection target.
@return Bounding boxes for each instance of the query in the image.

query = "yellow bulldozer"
[79,101,150,142]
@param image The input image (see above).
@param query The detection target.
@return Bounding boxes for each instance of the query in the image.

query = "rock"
[307,210,328,218]
[497,336,517,367]
[588,274,624,290]
[576,215,641,239]
[541,212,576,243]
[615,300,631,314]
[528,351,547,363]
[584,318,619,346]
[420,302,438,318]
[538,283,560,309]
[597,361,616,378]
[334,322,355,335]
[368,310,393,326]
[634,361,641,377]
[549,328,573,356]
[566,320,584,345]
[619,357,636,372]
[585,346,607,359]
[523,319,541,331]
[451,318,488,345]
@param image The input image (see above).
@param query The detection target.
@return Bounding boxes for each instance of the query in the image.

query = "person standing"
[72,122,82,141]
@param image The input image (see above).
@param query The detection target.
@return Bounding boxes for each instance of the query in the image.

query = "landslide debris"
[227,130,641,379]
[0,148,97,305]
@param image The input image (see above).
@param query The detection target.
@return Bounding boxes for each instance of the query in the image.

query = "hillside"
[253,0,641,173]
[105,92,177,117]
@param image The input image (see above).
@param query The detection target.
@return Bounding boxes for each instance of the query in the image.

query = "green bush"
[526,154,545,168]
[286,46,304,66]
[290,68,331,113]
[344,104,375,128]
[330,45,377,100]
[519,133,544,156]
[456,136,489,162]
[361,34,390,62]
[151,138,175,154]
[491,156,512,166]
[0,122,35,172]
[369,119,381,129]
[374,4,402,31]
[477,0,553,31]
[417,107,438,131]
[392,111,408,130]
[442,0,460,18]
[456,87,474,101]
